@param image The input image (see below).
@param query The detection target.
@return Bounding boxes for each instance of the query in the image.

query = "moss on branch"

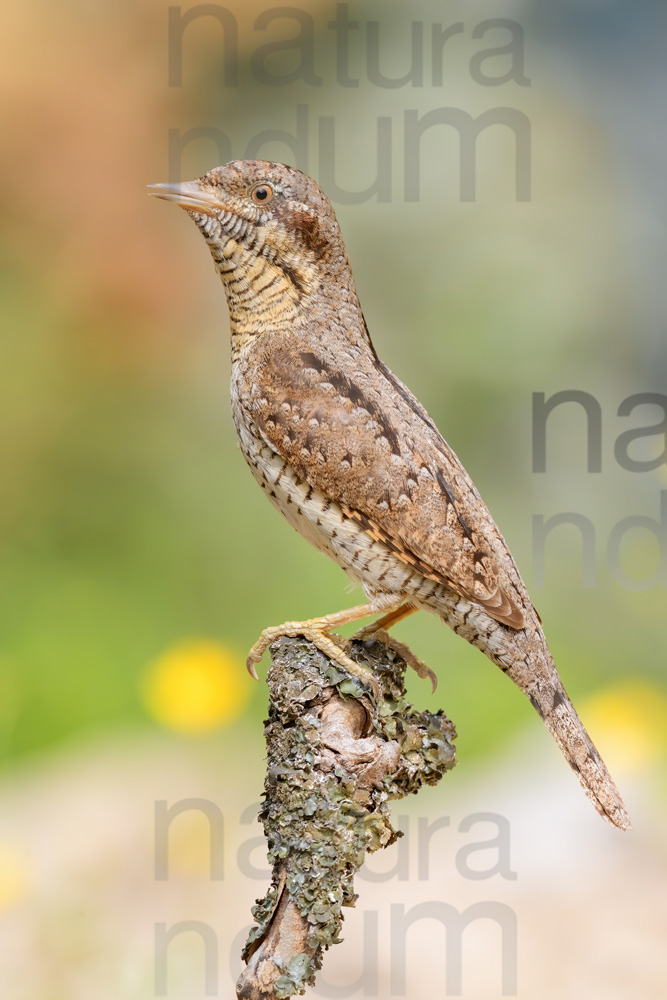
[236,634,456,1000]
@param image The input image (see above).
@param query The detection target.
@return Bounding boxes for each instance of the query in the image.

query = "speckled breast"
[230,364,433,603]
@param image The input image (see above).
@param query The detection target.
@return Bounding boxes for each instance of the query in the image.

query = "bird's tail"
[429,594,631,829]
[506,649,631,830]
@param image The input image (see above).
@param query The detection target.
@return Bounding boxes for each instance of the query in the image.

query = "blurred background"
[1,0,666,996]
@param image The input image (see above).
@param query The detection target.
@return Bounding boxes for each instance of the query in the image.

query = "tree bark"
[236,634,456,1000]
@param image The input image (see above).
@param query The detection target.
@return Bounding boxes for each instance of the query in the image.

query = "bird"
[148,159,630,831]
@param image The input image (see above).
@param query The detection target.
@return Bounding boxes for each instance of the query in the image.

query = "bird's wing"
[249,344,526,629]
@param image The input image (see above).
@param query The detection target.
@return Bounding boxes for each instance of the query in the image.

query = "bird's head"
[148,160,348,306]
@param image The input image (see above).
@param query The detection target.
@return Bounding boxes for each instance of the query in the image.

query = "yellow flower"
[583,678,667,773]
[141,639,251,734]
[0,844,30,909]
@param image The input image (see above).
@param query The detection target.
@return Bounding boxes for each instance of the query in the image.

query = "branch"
[236,634,456,999]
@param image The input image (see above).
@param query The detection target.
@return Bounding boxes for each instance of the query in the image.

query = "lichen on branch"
[236,634,456,1000]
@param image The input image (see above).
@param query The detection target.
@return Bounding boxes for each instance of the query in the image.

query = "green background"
[1,2,666,997]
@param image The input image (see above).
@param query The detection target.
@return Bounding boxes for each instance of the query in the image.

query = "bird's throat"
[211,234,320,354]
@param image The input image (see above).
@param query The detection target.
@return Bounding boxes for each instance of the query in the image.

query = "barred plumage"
[149,160,630,830]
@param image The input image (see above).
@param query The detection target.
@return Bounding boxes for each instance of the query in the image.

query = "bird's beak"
[147,180,223,216]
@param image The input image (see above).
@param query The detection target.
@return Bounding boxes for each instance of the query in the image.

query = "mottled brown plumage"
[149,160,630,831]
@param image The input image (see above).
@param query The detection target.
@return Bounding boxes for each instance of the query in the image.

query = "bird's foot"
[247,621,381,700]
[352,603,436,692]
[354,626,438,694]
[246,596,405,702]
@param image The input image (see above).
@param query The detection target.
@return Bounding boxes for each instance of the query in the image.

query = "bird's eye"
[250,183,273,205]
